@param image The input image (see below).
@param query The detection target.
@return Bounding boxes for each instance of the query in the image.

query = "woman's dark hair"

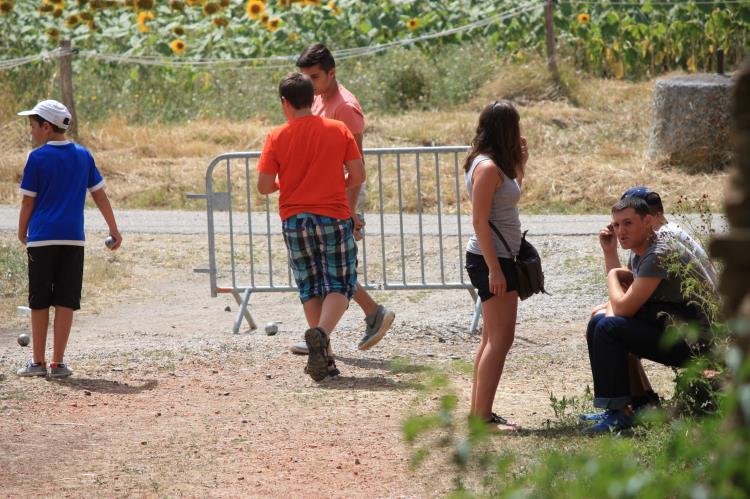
[463,100,522,179]
[278,72,314,109]
[30,114,65,134]
[296,43,335,73]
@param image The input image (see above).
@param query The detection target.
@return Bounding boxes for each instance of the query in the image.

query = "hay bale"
[648,74,734,172]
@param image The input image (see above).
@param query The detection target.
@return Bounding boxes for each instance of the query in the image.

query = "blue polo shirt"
[19,140,104,247]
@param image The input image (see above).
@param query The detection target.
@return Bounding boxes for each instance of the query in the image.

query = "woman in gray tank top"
[463,100,528,430]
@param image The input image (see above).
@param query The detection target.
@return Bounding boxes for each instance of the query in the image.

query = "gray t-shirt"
[465,154,521,258]
[628,228,714,304]
[629,242,685,303]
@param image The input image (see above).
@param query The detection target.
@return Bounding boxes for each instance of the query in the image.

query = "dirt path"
[0,232,677,497]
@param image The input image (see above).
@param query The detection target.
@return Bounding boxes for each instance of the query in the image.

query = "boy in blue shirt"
[16,100,122,378]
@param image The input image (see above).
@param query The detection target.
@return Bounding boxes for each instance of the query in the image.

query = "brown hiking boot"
[304,327,329,382]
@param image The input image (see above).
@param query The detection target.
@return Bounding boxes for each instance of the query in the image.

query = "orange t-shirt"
[257,115,361,221]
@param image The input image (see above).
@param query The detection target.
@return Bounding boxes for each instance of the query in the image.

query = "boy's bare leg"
[352,283,377,317]
[319,293,349,355]
[302,293,349,355]
[302,297,323,328]
[31,308,50,364]
[51,306,74,364]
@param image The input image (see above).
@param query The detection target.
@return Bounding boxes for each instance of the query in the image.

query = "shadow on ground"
[49,377,158,394]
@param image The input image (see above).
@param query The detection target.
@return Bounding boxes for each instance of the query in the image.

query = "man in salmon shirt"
[288,43,396,356]
[257,72,365,382]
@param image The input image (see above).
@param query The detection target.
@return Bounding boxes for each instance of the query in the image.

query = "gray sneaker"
[49,363,73,378]
[17,360,47,377]
[289,340,309,355]
[358,305,395,351]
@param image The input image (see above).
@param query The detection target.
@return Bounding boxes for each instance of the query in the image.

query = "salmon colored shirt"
[257,115,361,221]
[311,83,365,135]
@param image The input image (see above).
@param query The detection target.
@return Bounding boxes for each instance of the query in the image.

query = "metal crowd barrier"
[189,146,484,334]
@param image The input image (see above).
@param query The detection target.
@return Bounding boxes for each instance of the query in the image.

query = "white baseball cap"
[18,100,72,130]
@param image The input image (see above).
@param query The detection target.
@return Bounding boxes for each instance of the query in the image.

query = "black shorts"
[465,251,519,302]
[27,245,85,310]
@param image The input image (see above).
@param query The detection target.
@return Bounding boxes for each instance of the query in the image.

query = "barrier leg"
[231,289,256,334]
[470,294,482,335]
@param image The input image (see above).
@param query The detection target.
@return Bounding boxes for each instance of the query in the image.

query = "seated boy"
[587,187,717,418]
[584,197,713,432]
[256,72,365,382]
[16,100,121,378]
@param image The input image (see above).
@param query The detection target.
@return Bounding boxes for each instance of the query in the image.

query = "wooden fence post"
[59,39,78,137]
[543,0,560,85]
[711,59,750,433]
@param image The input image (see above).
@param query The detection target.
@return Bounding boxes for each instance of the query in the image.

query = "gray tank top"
[465,154,522,258]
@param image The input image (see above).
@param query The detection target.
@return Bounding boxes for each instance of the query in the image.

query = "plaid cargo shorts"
[282,213,358,303]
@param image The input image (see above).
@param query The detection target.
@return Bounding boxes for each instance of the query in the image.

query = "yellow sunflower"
[64,13,79,27]
[278,0,291,6]
[135,0,154,9]
[267,16,280,31]
[137,10,154,32]
[52,7,64,17]
[170,39,187,55]
[172,25,185,35]
[245,0,264,19]
[169,0,184,10]
[46,27,61,39]
[326,0,340,16]
[212,16,228,27]
[203,1,219,15]
[39,4,55,13]
[288,31,298,42]
[79,10,93,20]
[406,17,419,31]
[577,12,590,24]
[0,1,14,16]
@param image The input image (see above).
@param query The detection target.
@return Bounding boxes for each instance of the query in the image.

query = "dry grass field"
[0,66,727,214]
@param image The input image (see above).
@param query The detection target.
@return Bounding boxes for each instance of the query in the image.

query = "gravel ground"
[0,214,685,497]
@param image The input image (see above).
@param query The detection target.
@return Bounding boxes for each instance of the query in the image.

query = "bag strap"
[488,220,516,260]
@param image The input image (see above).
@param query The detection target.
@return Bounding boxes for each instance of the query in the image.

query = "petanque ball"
[264,322,278,336]
[17,333,30,347]
[105,236,116,248]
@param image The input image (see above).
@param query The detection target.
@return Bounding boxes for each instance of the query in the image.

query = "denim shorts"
[282,213,358,303]
[465,251,519,302]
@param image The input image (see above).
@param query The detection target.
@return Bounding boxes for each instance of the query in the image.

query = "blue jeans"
[585,314,694,410]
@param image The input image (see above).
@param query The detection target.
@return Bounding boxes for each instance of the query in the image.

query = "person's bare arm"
[90,188,122,250]
[607,268,661,317]
[599,223,621,273]
[257,173,279,195]
[344,158,365,216]
[516,136,528,187]
[471,160,505,296]
[17,195,35,245]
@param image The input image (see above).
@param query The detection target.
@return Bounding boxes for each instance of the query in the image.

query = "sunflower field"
[0,0,748,121]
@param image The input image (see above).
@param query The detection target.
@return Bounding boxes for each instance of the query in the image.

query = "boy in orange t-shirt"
[257,72,365,382]
[292,43,395,355]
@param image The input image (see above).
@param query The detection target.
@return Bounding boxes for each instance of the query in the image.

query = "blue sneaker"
[579,410,609,422]
[584,410,634,433]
